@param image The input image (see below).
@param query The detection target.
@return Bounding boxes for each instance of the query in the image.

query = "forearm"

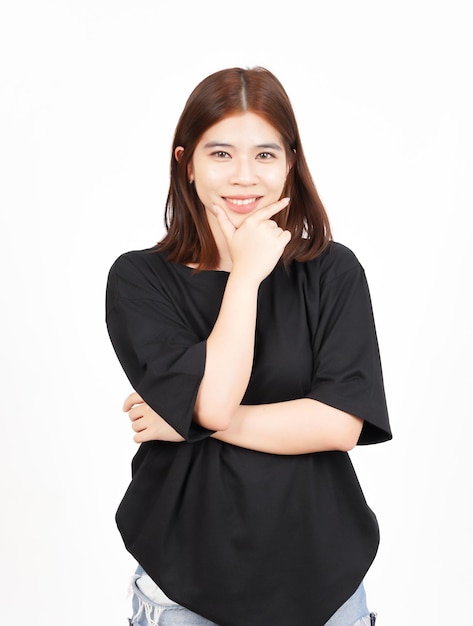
[194,272,259,430]
[211,399,364,454]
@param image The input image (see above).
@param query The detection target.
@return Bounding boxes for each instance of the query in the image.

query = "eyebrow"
[202,141,283,151]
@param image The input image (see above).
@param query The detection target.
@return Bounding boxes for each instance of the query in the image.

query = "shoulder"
[110,246,165,273]
[320,241,362,272]
[302,241,364,284]
[107,247,169,300]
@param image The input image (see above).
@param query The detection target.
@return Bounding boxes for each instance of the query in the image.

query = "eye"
[256,152,275,160]
[212,150,231,159]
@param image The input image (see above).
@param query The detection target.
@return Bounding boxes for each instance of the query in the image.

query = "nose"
[229,156,257,186]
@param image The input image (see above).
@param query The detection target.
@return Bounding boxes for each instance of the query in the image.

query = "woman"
[106,67,391,626]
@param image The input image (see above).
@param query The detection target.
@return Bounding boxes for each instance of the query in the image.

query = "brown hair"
[158,67,332,270]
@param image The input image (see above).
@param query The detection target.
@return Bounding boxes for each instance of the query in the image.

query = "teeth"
[226,197,257,206]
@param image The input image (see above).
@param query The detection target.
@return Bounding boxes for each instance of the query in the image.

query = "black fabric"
[106,241,391,626]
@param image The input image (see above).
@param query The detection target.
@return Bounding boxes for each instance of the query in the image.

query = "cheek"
[193,165,223,192]
[265,166,289,192]
[193,171,222,208]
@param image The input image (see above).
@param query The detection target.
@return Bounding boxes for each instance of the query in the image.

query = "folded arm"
[123,392,362,453]
[210,399,363,454]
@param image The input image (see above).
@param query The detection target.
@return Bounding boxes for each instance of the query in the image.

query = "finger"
[251,197,290,222]
[210,202,237,238]
[131,417,146,432]
[128,406,145,422]
[123,391,144,412]
[134,431,149,444]
[133,422,154,443]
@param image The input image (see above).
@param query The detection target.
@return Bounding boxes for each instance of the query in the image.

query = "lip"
[222,195,263,214]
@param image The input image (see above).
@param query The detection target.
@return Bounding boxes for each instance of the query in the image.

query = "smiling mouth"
[225,197,260,206]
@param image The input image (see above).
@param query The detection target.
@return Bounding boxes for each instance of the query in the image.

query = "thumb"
[123,391,144,412]
[210,203,236,242]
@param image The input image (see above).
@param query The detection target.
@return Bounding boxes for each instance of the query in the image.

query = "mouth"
[222,196,262,214]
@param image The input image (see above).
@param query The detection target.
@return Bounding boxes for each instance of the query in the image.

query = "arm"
[210,400,364,454]
[122,392,362,453]
[107,199,291,442]
[116,198,292,443]
[193,199,291,430]
[117,214,389,450]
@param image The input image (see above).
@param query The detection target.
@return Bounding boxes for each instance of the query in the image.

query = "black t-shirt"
[106,241,391,626]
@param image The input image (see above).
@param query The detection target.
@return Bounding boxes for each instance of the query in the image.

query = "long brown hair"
[158,67,332,270]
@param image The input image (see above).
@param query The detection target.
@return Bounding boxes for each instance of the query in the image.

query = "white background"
[1,1,471,624]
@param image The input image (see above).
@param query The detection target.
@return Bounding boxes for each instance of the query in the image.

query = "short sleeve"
[305,251,391,445]
[105,253,213,442]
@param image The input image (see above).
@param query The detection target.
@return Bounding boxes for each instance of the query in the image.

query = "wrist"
[227,266,263,290]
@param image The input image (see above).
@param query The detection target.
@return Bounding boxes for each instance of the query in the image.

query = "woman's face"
[179,112,290,228]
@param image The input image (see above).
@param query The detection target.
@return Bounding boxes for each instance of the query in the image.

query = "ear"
[175,146,194,183]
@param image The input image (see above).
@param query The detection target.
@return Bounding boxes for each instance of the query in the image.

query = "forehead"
[198,112,283,146]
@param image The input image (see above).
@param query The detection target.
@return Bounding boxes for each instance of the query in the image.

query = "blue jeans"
[129,566,376,625]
